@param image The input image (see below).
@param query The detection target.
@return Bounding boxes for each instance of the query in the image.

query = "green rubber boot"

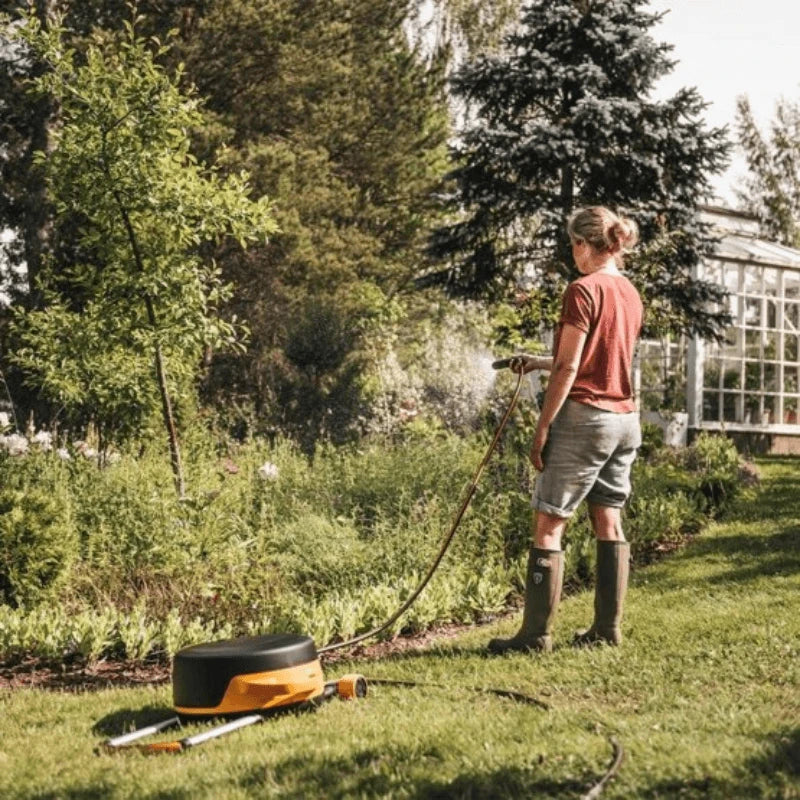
[488,548,564,654]
[573,540,630,647]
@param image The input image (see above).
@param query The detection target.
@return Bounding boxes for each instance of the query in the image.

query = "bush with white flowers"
[257,461,279,481]
[0,433,29,456]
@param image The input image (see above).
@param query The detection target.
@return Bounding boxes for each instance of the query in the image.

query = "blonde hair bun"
[609,217,639,251]
[567,206,639,254]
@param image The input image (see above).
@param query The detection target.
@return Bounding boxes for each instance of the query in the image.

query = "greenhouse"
[642,206,800,451]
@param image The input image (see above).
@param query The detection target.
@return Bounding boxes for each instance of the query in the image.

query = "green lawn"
[1,457,798,799]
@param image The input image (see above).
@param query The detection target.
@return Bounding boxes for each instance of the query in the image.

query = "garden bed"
[0,426,749,667]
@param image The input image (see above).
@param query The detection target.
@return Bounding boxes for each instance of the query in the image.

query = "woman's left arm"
[529,323,587,471]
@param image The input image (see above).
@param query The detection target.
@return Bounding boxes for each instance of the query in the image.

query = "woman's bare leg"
[533,510,569,550]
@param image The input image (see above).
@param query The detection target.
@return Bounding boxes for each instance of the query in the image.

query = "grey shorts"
[532,399,641,518]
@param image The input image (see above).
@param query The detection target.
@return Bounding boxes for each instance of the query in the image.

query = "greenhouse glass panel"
[745,329,760,358]
[744,265,762,294]
[724,264,740,293]
[764,330,778,361]
[764,268,779,296]
[702,392,719,421]
[704,359,721,389]
[785,302,799,331]
[744,297,761,326]
[745,361,761,391]
[766,300,778,329]
[764,362,778,391]
[744,394,761,424]
[785,366,799,394]
[763,395,777,425]
[785,397,799,425]
[722,360,741,389]
[785,335,799,362]
[722,392,739,422]
[785,270,800,300]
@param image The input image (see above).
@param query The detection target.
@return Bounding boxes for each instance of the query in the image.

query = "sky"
[648,0,800,205]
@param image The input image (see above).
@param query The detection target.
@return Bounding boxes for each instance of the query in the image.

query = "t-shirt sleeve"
[560,282,594,333]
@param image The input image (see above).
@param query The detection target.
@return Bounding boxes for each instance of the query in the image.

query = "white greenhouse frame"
[685,208,800,436]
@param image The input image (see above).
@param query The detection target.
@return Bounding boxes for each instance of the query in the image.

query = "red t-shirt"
[553,272,643,413]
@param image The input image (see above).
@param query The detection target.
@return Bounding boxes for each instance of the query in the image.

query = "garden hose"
[366,679,623,800]
[101,361,625,797]
[113,679,622,799]
[317,366,526,655]
[316,360,625,798]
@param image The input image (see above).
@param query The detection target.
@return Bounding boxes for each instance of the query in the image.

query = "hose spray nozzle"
[492,356,522,371]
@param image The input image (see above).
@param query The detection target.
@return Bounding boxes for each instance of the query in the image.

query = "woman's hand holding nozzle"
[510,356,526,373]
[492,354,540,373]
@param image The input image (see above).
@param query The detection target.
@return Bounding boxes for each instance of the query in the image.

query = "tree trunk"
[151,337,186,498]
[556,162,574,276]
[108,176,186,498]
[21,0,61,307]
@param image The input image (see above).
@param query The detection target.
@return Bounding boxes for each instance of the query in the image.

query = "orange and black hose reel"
[103,634,366,753]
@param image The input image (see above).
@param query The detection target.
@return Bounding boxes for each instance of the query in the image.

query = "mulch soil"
[0,658,171,692]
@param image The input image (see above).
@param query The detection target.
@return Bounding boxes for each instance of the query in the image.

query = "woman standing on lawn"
[489,206,643,654]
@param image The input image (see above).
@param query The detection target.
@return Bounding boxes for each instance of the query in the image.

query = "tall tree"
[1,0,457,447]
[7,13,275,494]
[736,95,800,248]
[179,0,451,444]
[0,0,63,306]
[0,1,205,303]
[427,0,731,339]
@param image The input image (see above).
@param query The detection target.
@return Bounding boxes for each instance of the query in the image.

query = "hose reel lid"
[173,633,318,710]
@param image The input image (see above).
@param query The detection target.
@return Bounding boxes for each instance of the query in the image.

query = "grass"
[0,457,798,799]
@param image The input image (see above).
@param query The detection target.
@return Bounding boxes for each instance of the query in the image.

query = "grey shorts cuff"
[531,496,573,519]
[585,492,626,509]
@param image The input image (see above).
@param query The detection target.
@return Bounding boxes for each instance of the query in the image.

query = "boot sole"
[487,638,552,654]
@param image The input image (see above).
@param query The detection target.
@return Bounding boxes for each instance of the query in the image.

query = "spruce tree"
[428,0,731,339]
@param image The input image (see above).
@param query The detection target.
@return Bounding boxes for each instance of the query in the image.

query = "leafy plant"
[0,423,745,663]
[0,487,77,607]
[116,604,159,661]
[69,610,117,663]
[684,432,741,511]
[6,12,276,495]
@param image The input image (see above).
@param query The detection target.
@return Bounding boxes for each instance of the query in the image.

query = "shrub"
[626,491,703,554]
[69,610,117,663]
[684,432,741,511]
[0,487,78,607]
[639,420,665,459]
